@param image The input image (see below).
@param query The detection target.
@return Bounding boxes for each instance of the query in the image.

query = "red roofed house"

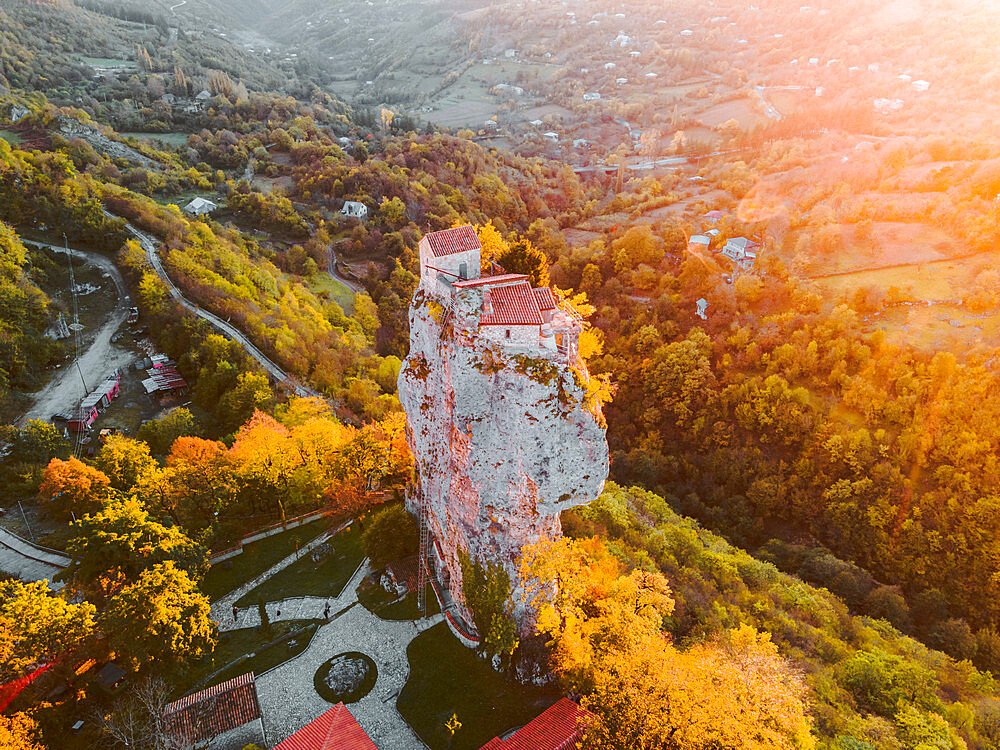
[162,672,265,749]
[418,224,482,291]
[420,226,582,362]
[273,702,377,750]
[479,697,593,750]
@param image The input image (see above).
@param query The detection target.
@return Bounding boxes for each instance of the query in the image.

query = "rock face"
[398,233,609,634]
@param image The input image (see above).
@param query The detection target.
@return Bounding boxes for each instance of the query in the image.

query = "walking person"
[324,601,330,621]
[232,603,238,622]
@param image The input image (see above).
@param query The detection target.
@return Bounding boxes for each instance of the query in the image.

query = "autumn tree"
[65,499,207,603]
[38,457,115,520]
[96,435,157,492]
[0,713,43,750]
[101,561,216,670]
[0,579,96,682]
[521,537,814,750]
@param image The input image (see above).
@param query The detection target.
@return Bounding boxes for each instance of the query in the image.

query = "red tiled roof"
[423,225,481,258]
[479,698,592,750]
[480,282,542,326]
[163,672,261,746]
[452,273,528,289]
[533,287,557,311]
[273,703,377,750]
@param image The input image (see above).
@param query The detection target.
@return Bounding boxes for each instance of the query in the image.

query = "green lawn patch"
[0,130,23,146]
[310,273,356,314]
[234,523,364,607]
[397,623,560,750]
[356,575,440,621]
[173,619,321,697]
[201,518,331,602]
[119,132,191,148]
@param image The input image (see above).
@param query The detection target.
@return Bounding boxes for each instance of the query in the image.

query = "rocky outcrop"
[58,118,157,168]
[398,286,608,630]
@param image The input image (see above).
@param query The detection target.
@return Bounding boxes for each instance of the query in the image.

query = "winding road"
[118,219,323,399]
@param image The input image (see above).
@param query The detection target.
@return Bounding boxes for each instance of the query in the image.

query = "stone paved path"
[208,524,345,624]
[208,530,439,749]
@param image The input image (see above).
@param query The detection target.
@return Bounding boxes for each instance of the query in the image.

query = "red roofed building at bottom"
[272,702,377,750]
[479,697,593,750]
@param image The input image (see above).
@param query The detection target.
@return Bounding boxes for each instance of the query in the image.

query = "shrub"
[361,505,418,568]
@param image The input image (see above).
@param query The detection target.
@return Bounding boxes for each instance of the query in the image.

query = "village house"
[183,196,217,216]
[418,225,583,363]
[722,236,761,270]
[341,201,369,220]
[688,234,711,252]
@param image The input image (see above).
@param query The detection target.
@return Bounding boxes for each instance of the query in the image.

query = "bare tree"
[91,676,184,750]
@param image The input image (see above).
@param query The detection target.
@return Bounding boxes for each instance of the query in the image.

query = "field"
[812,251,1000,351]
[792,221,963,276]
[695,97,769,130]
[309,273,357,314]
[0,129,23,145]
[119,131,191,148]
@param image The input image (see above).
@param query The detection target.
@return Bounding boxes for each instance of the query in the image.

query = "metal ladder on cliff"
[416,494,430,617]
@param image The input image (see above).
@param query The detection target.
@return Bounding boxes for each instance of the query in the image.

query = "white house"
[583,92,602,102]
[688,235,711,251]
[183,197,217,216]
[341,201,368,220]
[722,237,761,270]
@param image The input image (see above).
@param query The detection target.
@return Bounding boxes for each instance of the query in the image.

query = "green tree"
[218,371,273,434]
[458,550,518,667]
[0,579,96,681]
[839,648,940,718]
[101,561,216,670]
[496,238,550,287]
[361,505,417,568]
[137,408,197,455]
[9,419,70,483]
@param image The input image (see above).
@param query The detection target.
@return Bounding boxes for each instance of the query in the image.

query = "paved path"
[0,527,69,588]
[208,528,438,748]
[208,524,344,623]
[19,243,135,424]
[116,216,323,400]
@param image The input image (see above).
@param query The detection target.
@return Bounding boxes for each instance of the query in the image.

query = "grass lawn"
[234,522,364,606]
[356,576,441,621]
[173,619,322,697]
[0,129,23,146]
[397,623,560,750]
[201,518,331,602]
[119,131,191,148]
[309,273,356,314]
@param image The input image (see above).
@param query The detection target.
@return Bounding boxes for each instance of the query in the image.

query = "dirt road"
[20,244,136,425]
